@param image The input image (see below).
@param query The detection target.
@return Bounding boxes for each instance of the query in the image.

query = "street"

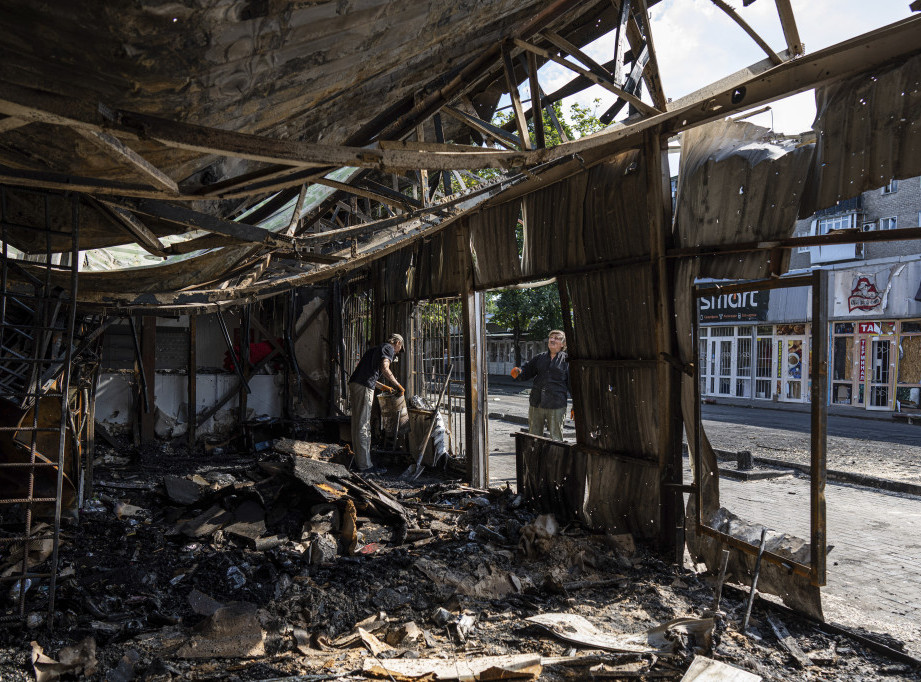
[486,377,921,657]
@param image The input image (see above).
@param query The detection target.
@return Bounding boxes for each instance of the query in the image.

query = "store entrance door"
[707,337,733,396]
[866,336,895,410]
[780,336,808,402]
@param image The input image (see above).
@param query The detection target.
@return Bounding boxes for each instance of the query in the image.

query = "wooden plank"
[187,315,197,447]
[513,38,660,116]
[357,177,423,210]
[101,197,293,248]
[74,128,180,195]
[314,176,414,212]
[442,106,521,150]
[94,201,168,257]
[140,316,156,443]
[766,613,813,668]
[774,0,805,56]
[543,29,616,82]
[432,113,453,195]
[810,269,828,587]
[612,0,631,84]
[0,164,173,199]
[631,0,668,110]
[600,43,648,124]
[284,184,308,237]
[0,116,28,134]
[710,0,783,65]
[165,234,250,255]
[501,44,532,150]
[526,51,546,148]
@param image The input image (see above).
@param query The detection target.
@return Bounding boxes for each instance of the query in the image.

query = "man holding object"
[348,334,404,473]
[511,330,570,441]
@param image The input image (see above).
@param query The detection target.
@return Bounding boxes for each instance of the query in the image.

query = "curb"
[708,446,921,498]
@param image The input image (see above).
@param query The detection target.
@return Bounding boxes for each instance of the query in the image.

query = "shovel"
[400,364,453,480]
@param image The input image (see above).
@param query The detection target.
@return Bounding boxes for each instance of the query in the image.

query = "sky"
[515,0,912,137]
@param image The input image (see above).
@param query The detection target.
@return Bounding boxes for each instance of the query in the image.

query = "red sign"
[849,277,882,312]
[858,322,880,335]
[859,339,866,382]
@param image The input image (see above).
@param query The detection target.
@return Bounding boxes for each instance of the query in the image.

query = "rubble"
[0,434,917,681]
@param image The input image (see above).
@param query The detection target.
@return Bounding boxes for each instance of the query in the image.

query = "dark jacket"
[516,350,570,409]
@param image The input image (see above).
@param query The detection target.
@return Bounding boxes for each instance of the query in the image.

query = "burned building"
[0,0,920,679]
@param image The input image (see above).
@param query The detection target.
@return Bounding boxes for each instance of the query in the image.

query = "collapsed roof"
[0,0,915,311]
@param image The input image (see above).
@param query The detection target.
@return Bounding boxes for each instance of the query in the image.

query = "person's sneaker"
[357,465,388,477]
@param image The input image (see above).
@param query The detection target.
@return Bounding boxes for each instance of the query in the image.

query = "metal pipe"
[742,527,769,633]
[217,309,251,394]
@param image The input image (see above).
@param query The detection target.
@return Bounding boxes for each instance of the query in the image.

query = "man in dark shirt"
[511,330,570,441]
[348,334,404,472]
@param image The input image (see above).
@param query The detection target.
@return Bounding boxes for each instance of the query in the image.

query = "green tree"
[489,284,564,367]
[486,98,600,365]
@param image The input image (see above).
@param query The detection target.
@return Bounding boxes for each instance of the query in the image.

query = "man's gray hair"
[388,333,405,348]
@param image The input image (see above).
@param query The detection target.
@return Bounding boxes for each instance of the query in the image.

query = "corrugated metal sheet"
[564,265,659,459]
[518,437,660,540]
[674,119,821,614]
[522,150,646,276]
[802,52,921,217]
[469,202,522,288]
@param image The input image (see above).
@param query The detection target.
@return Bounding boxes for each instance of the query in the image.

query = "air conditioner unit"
[862,222,875,232]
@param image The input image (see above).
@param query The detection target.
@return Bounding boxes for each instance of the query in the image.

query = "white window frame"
[879,216,897,231]
[882,179,898,194]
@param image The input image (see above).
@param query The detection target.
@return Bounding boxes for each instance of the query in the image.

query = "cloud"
[538,0,911,135]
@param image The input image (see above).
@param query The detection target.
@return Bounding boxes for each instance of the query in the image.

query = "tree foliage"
[485,98,602,365]
[488,285,564,366]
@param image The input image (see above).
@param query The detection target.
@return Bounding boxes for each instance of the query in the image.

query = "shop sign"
[859,339,866,382]
[699,290,768,322]
[834,266,898,317]
[848,277,883,312]
[858,322,880,335]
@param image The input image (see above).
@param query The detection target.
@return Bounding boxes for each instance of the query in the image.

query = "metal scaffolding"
[0,189,86,625]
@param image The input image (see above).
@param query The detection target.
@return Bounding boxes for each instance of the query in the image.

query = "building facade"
[699,176,921,414]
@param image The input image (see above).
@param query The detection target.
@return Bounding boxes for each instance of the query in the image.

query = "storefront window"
[834,322,854,334]
[897,325,921,410]
[832,335,855,404]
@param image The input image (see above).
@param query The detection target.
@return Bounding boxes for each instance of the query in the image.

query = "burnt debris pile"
[0,436,916,681]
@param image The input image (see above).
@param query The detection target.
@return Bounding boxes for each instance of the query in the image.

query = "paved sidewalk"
[719,474,921,658]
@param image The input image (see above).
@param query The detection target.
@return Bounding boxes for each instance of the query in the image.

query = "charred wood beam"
[74,128,179,195]
[628,5,668,110]
[284,184,308,237]
[0,165,172,199]
[100,198,294,249]
[432,113,453,194]
[599,43,649,124]
[774,0,805,56]
[442,105,522,150]
[512,38,660,116]
[519,52,567,142]
[315,177,414,212]
[89,198,168,257]
[525,52,546,148]
[543,29,617,82]
[357,177,423,211]
[164,234,249,255]
[335,200,372,224]
[501,44,532,150]
[0,116,28,134]
[710,0,784,65]
[373,0,591,142]
[612,0,631,84]
[499,56,621,136]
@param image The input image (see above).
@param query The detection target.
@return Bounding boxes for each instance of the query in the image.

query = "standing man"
[511,330,570,441]
[348,334,405,473]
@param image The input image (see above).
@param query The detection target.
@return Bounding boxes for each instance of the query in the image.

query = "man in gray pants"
[348,334,404,473]
[511,330,570,441]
